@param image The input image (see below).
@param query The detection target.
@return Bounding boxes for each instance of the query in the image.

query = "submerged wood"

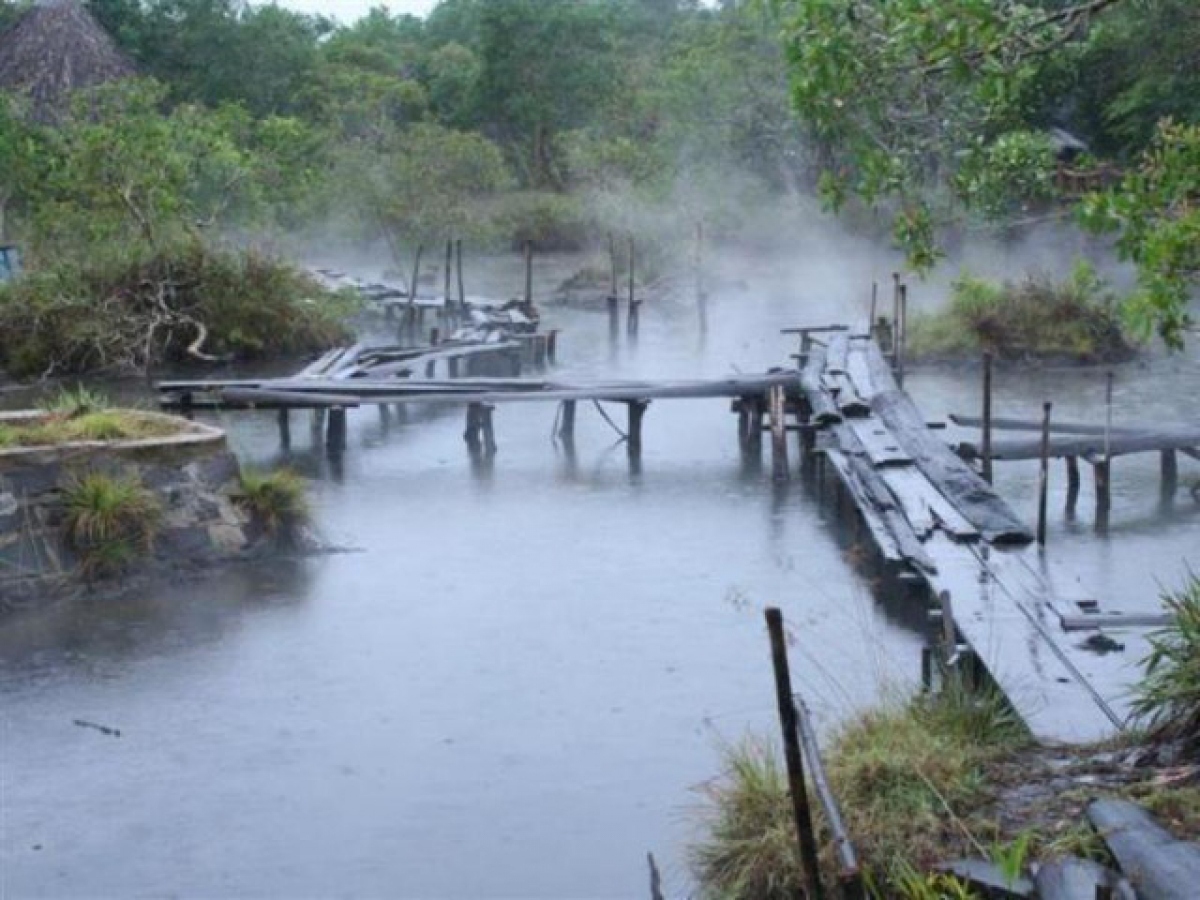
[1087,800,1200,900]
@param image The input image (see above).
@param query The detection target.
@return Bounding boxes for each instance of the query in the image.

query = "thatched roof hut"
[0,0,135,122]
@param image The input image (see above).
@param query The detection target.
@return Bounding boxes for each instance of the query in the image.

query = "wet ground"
[1,245,1197,898]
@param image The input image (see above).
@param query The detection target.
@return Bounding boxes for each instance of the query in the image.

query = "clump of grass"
[1132,574,1200,756]
[62,471,161,578]
[40,384,110,418]
[690,737,803,900]
[908,261,1134,362]
[235,469,310,545]
[0,410,179,448]
[690,686,1028,898]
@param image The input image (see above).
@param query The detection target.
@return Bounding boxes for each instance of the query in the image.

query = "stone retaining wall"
[0,411,251,605]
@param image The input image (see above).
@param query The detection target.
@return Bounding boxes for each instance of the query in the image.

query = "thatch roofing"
[0,0,136,121]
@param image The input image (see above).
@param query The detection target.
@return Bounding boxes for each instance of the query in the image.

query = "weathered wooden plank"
[873,390,1034,544]
[800,346,842,425]
[824,450,904,564]
[876,465,978,541]
[221,387,361,408]
[846,419,912,467]
[1088,800,1200,900]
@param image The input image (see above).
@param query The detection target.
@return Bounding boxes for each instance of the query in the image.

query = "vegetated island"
[906,262,1139,365]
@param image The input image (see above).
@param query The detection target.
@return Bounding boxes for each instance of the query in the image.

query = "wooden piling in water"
[408,243,424,316]
[981,352,994,485]
[480,403,497,455]
[558,400,576,443]
[626,236,638,340]
[1066,456,1081,514]
[464,403,482,452]
[897,283,908,387]
[764,608,825,900]
[1161,450,1179,500]
[627,400,648,456]
[546,330,558,366]
[769,385,790,481]
[695,221,708,338]
[326,406,347,454]
[277,408,291,449]
[524,241,533,309]
[1095,458,1112,516]
[456,239,466,313]
[443,239,453,318]
[1038,401,1052,546]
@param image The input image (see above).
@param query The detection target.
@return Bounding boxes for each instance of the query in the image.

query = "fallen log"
[800,345,842,426]
[957,429,1200,462]
[220,387,361,408]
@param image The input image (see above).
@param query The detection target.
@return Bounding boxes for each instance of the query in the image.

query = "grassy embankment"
[691,577,1200,898]
[0,241,356,380]
[907,262,1136,363]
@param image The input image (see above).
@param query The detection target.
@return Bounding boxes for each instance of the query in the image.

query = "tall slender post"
[277,408,291,450]
[1161,450,1179,501]
[897,283,908,387]
[443,239,453,317]
[769,384,790,481]
[981,351,994,484]
[627,400,648,457]
[626,236,638,339]
[891,272,901,357]
[407,243,424,316]
[523,240,533,309]
[868,281,878,338]
[1066,456,1081,515]
[608,232,618,297]
[764,608,825,900]
[456,239,466,313]
[558,400,577,443]
[695,220,708,338]
[1037,401,1052,546]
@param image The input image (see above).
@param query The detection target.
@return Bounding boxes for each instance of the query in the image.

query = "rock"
[187,451,240,491]
[935,858,1034,898]
[1087,799,1200,900]
[1034,856,1136,900]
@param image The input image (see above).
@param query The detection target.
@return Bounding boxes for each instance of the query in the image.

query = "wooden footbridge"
[157,310,1175,745]
[793,326,1162,744]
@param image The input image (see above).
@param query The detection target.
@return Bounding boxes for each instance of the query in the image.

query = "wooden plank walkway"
[799,331,1157,744]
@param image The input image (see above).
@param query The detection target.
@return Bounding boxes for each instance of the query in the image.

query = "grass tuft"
[40,385,111,418]
[1132,574,1200,756]
[0,410,179,448]
[235,469,310,544]
[62,471,161,578]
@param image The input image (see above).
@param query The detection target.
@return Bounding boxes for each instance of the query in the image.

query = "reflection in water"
[1,249,1195,898]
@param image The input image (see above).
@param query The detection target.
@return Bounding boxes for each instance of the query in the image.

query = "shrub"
[907,261,1134,361]
[0,241,355,379]
[1132,574,1200,756]
[62,471,161,578]
[235,469,310,545]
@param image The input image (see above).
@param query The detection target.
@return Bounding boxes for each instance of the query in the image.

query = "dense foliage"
[0,0,1194,351]
[772,0,1199,345]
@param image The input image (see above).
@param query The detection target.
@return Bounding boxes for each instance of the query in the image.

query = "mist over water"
[2,221,1197,897]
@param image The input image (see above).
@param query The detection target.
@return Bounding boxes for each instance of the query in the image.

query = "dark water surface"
[2,249,1196,898]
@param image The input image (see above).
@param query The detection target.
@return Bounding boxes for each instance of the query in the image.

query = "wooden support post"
[769,385,790,481]
[608,232,618,297]
[407,243,423,316]
[311,407,326,441]
[890,272,900,358]
[558,400,576,443]
[429,327,440,346]
[523,240,534,310]
[443,239,453,317]
[1161,450,1179,500]
[1037,401,1052,546]
[608,294,620,347]
[868,281,878,337]
[981,351,994,484]
[378,404,392,430]
[464,403,482,453]
[546,329,558,366]
[748,397,764,455]
[1066,456,1081,514]
[626,236,638,340]
[737,400,751,450]
[456,238,466,313]
[448,357,459,379]
[277,408,291,450]
[326,406,347,455]
[627,400,648,457]
[763,608,825,900]
[533,334,547,370]
[897,283,908,387]
[480,403,497,456]
[695,220,708,338]
[1095,458,1112,514]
